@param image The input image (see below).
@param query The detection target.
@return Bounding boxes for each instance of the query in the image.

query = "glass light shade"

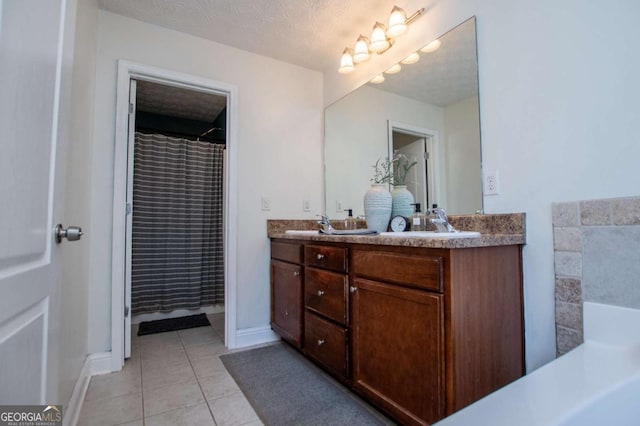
[338,48,355,74]
[369,22,389,52]
[401,52,420,64]
[370,74,385,84]
[384,63,401,74]
[353,35,370,63]
[420,39,442,53]
[387,6,407,38]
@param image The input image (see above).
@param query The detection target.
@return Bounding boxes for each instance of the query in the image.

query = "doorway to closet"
[111,61,239,371]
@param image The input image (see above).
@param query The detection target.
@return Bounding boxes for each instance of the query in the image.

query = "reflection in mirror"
[325,17,482,218]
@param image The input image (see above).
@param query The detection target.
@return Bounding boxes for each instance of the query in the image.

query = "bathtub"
[435,302,640,426]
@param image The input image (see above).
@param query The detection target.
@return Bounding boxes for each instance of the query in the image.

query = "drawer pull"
[350,286,357,293]
[317,290,325,296]
[316,253,325,260]
[284,309,289,316]
[317,339,325,346]
[293,271,300,276]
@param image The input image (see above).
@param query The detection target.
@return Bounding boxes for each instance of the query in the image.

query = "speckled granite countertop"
[267,213,526,249]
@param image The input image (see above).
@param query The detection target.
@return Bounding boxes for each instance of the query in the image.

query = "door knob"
[55,224,83,244]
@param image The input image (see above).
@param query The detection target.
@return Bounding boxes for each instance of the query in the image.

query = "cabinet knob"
[349,286,357,293]
[293,271,300,276]
[284,309,289,316]
[317,290,325,296]
[316,253,325,260]
[317,339,325,346]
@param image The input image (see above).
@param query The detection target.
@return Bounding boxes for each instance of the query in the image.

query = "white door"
[124,79,137,358]
[0,0,76,403]
[397,138,428,210]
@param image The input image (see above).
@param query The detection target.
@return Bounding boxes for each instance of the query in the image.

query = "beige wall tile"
[554,252,582,277]
[612,197,640,225]
[555,301,583,330]
[555,278,582,304]
[580,199,612,225]
[553,227,581,252]
[556,325,583,355]
[552,202,579,227]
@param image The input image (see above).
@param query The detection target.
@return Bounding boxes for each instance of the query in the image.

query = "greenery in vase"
[370,153,417,185]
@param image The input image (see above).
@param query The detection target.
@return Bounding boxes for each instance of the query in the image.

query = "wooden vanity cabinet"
[270,241,303,348]
[351,244,524,424]
[270,239,524,425]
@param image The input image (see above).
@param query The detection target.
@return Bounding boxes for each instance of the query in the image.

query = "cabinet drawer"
[305,245,347,272]
[305,267,347,325]
[352,249,443,292]
[304,311,348,380]
[271,241,303,264]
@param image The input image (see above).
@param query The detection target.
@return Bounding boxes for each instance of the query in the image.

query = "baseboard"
[63,352,112,426]
[235,325,279,348]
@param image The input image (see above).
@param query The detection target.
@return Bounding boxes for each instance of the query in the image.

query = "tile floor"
[78,313,263,426]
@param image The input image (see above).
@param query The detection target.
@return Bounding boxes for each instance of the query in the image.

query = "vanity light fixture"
[401,52,420,64]
[370,74,385,84]
[337,5,425,74]
[384,63,402,74]
[420,39,441,53]
[338,48,355,74]
[353,35,371,63]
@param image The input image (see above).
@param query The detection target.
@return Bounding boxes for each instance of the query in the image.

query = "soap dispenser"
[410,203,426,231]
[344,209,357,230]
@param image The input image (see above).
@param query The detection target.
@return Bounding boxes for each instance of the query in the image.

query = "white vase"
[391,185,415,218]
[364,184,392,233]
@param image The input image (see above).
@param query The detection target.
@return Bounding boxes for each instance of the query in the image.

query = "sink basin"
[380,231,481,238]
[285,230,320,235]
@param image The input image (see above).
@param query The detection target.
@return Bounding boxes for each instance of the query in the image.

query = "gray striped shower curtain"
[131,132,224,314]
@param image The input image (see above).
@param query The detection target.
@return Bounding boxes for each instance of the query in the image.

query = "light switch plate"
[261,196,271,211]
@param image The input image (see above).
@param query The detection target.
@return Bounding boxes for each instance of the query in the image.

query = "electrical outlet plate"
[484,171,499,195]
[336,200,343,212]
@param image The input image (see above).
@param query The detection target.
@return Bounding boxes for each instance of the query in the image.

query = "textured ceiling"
[98,0,395,72]
[136,80,226,122]
[99,1,478,107]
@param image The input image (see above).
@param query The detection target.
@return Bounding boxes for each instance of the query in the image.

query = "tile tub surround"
[552,196,640,355]
[267,213,525,249]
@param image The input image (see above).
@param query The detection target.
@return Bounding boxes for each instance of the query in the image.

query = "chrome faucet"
[317,214,335,233]
[430,205,457,233]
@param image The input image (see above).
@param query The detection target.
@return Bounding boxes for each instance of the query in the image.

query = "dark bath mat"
[220,343,393,425]
[137,313,211,336]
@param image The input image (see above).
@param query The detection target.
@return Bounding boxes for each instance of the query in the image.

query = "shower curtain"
[131,132,225,315]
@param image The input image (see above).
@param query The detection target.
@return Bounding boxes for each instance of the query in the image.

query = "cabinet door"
[352,278,445,425]
[271,260,303,348]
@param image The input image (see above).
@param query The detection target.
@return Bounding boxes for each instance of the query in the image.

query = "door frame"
[110,60,239,371]
[387,121,441,209]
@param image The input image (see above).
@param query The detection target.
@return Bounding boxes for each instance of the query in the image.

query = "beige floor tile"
[113,421,143,426]
[178,326,219,347]
[85,366,142,402]
[142,360,196,390]
[77,393,142,426]
[190,355,227,378]
[184,341,228,361]
[208,392,259,426]
[198,370,241,400]
[143,378,205,417]
[144,403,215,426]
[139,331,181,346]
[141,347,190,370]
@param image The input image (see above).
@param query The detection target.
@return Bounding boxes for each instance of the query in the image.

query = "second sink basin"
[380,231,481,238]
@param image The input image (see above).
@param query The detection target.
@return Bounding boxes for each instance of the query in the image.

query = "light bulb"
[338,48,355,74]
[401,52,420,64]
[370,74,385,84]
[369,22,389,52]
[387,6,408,38]
[353,35,370,63]
[384,63,401,74]
[420,39,442,53]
